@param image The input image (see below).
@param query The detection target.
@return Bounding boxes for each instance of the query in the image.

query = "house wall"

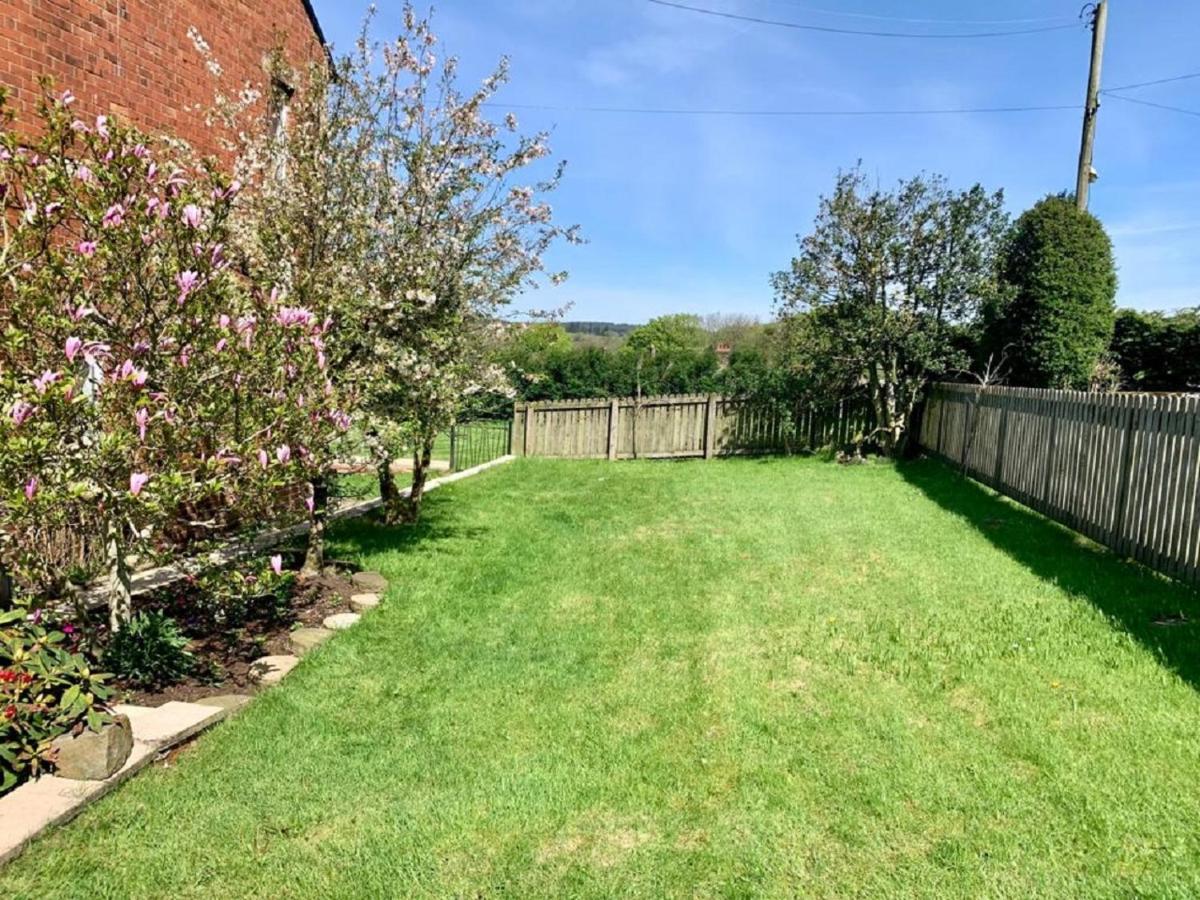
[0,0,325,156]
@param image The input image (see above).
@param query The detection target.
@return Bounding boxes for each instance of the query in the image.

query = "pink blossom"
[275,444,291,465]
[129,472,149,496]
[258,449,269,469]
[70,119,89,133]
[24,477,38,502]
[135,407,149,442]
[119,359,135,380]
[60,90,75,106]
[275,307,315,328]
[305,495,315,514]
[101,203,125,228]
[70,305,95,322]
[181,204,202,228]
[131,368,148,388]
[270,555,283,576]
[76,240,98,257]
[178,346,191,368]
[33,371,61,395]
[147,162,158,182]
[64,337,83,362]
[218,314,231,329]
[10,401,35,427]
[44,202,62,216]
[214,337,227,353]
[95,115,110,139]
[74,164,94,183]
[176,270,199,304]
[132,144,149,159]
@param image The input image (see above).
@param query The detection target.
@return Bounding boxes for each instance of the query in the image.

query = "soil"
[117,563,360,707]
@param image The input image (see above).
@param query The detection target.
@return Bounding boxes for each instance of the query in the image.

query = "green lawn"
[5,457,1200,897]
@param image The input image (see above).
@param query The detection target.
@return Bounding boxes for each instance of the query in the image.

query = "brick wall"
[1,0,325,157]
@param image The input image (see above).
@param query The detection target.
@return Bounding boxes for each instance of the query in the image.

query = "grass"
[5,456,1200,897]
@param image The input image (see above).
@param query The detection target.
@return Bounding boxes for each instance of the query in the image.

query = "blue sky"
[312,0,1200,323]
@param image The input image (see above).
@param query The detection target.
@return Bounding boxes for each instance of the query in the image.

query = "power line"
[756,0,1076,27]
[1104,92,1200,118]
[497,101,1080,118]
[645,0,1083,39]
[1103,70,1200,94]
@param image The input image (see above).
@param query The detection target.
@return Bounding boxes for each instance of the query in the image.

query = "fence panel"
[448,420,513,472]
[513,394,872,461]
[920,383,1200,588]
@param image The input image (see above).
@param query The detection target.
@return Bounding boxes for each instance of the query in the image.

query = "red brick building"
[1,0,327,156]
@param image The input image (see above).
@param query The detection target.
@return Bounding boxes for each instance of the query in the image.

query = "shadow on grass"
[326,492,493,560]
[899,457,1200,692]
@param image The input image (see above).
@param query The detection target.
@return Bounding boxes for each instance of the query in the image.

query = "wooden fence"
[920,382,1200,588]
[511,394,870,460]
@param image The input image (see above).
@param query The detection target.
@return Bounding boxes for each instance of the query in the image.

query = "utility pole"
[1075,0,1108,211]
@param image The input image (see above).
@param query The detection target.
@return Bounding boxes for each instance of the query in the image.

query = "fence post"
[608,397,619,461]
[704,394,717,459]
[509,403,517,456]
[1112,397,1140,553]
[449,426,458,472]
[523,402,534,457]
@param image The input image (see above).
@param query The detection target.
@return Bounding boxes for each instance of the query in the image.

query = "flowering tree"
[0,90,331,628]
[363,5,581,522]
[203,41,372,575]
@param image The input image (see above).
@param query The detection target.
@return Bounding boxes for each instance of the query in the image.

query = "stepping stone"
[251,655,299,685]
[351,571,388,592]
[195,694,253,714]
[289,627,333,656]
[350,593,380,612]
[322,612,360,631]
[113,701,227,749]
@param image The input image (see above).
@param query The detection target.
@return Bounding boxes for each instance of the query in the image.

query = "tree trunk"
[403,437,434,523]
[378,453,405,525]
[105,519,133,632]
[301,476,329,577]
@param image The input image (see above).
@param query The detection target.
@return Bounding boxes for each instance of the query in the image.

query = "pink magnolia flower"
[305,495,315,514]
[101,203,124,228]
[178,346,192,368]
[77,240,98,257]
[74,164,94,183]
[258,449,269,469]
[176,270,199,304]
[70,305,95,322]
[270,555,283,576]
[218,314,231,329]
[132,144,149,159]
[24,477,38,502]
[181,204,202,228]
[129,472,149,496]
[64,337,83,362]
[44,202,62,216]
[147,162,158,182]
[275,307,315,328]
[131,368,148,388]
[10,401,35,427]
[214,337,227,353]
[60,90,75,106]
[275,444,291,465]
[95,115,110,139]
[70,119,89,133]
[135,407,149,442]
[119,359,135,380]
[33,371,61,395]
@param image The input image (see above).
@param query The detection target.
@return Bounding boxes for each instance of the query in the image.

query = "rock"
[251,655,299,686]
[350,593,380,612]
[351,571,388,592]
[289,627,333,656]
[322,612,360,631]
[50,714,133,781]
[194,694,253,714]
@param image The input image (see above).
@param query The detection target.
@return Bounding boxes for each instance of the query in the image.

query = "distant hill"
[562,321,639,337]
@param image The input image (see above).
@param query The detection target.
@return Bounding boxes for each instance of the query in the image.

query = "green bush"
[186,559,296,631]
[986,194,1117,388]
[1,602,113,793]
[102,611,194,690]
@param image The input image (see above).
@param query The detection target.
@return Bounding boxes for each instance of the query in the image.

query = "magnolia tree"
[0,91,336,628]
[363,5,581,522]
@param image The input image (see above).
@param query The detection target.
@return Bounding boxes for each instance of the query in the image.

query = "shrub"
[101,611,193,689]
[986,194,1118,389]
[186,557,296,630]
[1,602,113,793]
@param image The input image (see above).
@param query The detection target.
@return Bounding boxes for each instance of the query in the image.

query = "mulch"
[117,565,359,706]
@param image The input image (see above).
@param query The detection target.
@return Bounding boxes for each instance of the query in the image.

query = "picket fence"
[511,394,870,460]
[920,382,1200,588]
